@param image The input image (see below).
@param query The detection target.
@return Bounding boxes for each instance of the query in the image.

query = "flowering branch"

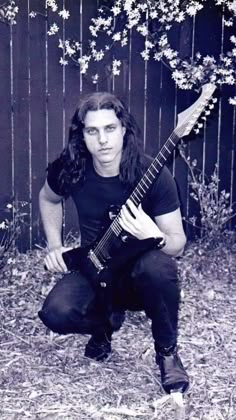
[29,0,236,103]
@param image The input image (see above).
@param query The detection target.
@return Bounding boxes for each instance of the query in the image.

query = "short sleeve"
[46,158,67,197]
[147,166,180,216]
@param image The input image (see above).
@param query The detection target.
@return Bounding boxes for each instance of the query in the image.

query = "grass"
[0,241,235,420]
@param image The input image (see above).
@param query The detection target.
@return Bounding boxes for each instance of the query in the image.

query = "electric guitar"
[62,83,216,289]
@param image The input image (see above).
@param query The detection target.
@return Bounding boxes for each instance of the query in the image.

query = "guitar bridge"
[88,249,104,273]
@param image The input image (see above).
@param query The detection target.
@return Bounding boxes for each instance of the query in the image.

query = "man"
[38,91,189,394]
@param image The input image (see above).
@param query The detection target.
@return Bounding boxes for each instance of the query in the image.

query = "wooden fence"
[0,0,235,251]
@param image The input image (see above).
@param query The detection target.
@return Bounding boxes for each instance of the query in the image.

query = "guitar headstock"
[175,84,217,138]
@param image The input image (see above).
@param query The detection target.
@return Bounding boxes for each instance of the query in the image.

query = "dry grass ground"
[0,243,235,420]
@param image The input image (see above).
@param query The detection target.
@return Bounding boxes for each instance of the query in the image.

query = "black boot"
[84,330,112,362]
[156,345,189,394]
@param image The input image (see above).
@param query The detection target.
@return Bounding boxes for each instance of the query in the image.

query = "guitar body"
[62,206,157,288]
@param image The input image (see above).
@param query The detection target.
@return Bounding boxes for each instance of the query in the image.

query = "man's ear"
[122,126,126,136]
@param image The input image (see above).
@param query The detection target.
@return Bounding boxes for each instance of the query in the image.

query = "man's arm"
[119,200,186,257]
[39,180,70,272]
[154,208,186,257]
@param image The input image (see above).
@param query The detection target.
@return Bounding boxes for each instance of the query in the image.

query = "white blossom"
[158,34,168,47]
[141,49,150,60]
[150,10,158,19]
[169,59,178,68]
[163,48,177,60]
[58,39,64,49]
[64,42,76,57]
[228,1,236,14]
[225,75,235,84]
[59,57,68,65]
[113,32,121,41]
[121,37,128,46]
[78,55,91,74]
[145,40,154,49]
[48,23,59,35]
[29,11,37,18]
[58,9,70,20]
[203,55,216,65]
[92,49,105,61]
[2,1,19,24]
[186,4,203,16]
[46,0,58,12]
[230,35,236,44]
[175,11,185,22]
[92,74,99,84]
[154,52,162,61]
[111,5,121,16]
[221,57,232,66]
[112,59,121,75]
[229,96,236,105]
[224,18,233,26]
[137,24,148,36]
[0,221,7,229]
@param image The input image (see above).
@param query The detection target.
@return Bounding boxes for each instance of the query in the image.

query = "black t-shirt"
[47,158,180,246]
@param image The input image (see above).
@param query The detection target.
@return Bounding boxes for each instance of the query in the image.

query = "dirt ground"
[0,244,235,419]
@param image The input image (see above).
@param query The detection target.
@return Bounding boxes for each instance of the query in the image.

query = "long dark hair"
[56,91,145,195]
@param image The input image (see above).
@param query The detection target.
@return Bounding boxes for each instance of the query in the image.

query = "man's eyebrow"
[84,123,117,129]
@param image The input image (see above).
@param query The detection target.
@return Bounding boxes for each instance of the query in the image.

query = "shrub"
[179,145,236,249]
[0,199,28,268]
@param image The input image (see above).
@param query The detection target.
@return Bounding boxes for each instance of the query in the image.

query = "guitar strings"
[93,132,179,257]
[93,132,180,257]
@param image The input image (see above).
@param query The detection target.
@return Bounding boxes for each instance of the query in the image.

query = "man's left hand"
[119,199,164,240]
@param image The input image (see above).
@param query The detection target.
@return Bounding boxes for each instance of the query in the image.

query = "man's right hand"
[44,246,73,273]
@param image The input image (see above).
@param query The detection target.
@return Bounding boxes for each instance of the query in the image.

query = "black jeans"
[38,250,180,348]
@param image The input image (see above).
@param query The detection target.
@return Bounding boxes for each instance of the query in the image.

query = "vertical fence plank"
[63,0,83,239]
[47,0,64,164]
[12,0,31,251]
[29,0,47,246]
[0,23,12,208]
[129,32,146,149]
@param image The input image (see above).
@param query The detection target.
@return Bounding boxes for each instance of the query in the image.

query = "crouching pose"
[38,91,189,394]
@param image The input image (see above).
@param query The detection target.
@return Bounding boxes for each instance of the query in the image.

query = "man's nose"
[98,130,108,144]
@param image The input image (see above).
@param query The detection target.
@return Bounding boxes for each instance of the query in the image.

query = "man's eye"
[87,128,97,135]
[106,126,116,132]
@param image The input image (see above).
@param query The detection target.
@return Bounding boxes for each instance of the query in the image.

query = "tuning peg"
[205,110,211,115]
[197,122,204,128]
[201,116,207,121]
[212,98,218,103]
[209,103,215,109]
[194,128,200,134]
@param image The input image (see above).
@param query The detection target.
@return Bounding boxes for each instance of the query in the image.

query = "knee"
[38,303,75,334]
[38,301,100,335]
[133,250,178,288]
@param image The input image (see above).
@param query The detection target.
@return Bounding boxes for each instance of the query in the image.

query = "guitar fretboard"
[130,131,180,207]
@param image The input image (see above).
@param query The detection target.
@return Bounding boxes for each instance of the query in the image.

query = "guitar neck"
[129,130,180,206]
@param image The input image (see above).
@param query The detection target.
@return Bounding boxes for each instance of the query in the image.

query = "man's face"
[83,109,126,170]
